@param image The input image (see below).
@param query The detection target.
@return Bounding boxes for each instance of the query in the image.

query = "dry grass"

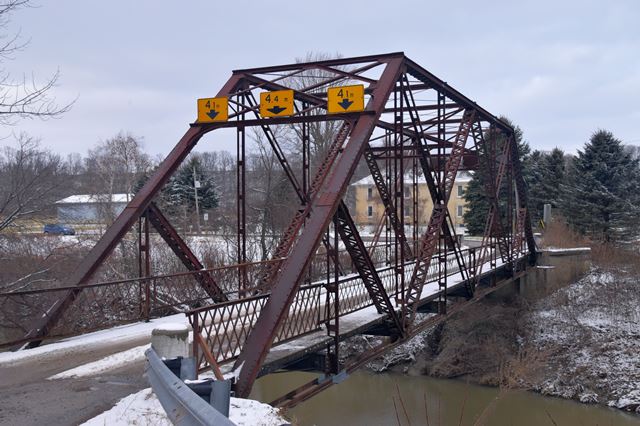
[590,243,640,274]
[498,346,553,389]
[540,218,589,249]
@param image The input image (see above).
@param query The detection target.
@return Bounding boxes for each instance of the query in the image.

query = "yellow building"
[349,171,472,234]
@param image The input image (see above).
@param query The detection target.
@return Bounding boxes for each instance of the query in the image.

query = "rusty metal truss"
[9,53,536,401]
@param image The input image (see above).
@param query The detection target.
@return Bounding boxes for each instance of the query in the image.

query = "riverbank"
[342,251,640,416]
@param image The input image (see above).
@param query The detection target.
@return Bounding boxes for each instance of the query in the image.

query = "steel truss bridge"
[2,52,537,407]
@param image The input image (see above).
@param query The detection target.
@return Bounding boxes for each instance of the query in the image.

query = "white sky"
[2,0,639,157]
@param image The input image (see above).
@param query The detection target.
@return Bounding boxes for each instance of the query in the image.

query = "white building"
[56,193,132,223]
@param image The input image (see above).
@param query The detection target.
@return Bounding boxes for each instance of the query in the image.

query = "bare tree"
[85,132,152,224]
[248,128,298,260]
[0,133,67,231]
[0,1,72,125]
[283,52,346,171]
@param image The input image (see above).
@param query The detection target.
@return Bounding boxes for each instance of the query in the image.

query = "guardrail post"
[212,379,232,417]
[191,314,199,378]
[152,323,190,358]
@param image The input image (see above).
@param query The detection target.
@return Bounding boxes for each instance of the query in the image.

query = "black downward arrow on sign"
[206,110,219,120]
[267,106,286,115]
[338,98,353,110]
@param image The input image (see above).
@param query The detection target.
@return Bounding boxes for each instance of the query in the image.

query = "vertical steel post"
[236,91,247,295]
[385,130,392,270]
[302,101,310,198]
[397,79,406,307]
[332,219,340,372]
[144,214,151,321]
[412,143,419,257]
[138,213,151,321]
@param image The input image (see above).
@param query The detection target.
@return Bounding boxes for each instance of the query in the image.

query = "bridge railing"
[0,242,397,349]
[188,246,494,372]
[0,258,282,349]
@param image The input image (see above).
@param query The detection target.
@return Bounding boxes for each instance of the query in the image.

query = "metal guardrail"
[145,347,235,426]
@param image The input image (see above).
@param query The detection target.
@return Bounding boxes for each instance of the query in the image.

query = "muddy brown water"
[251,371,640,425]
[250,252,639,425]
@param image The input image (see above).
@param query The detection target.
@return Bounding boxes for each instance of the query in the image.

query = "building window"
[367,186,373,200]
[367,205,373,217]
[457,205,464,218]
[404,206,411,217]
[404,185,411,198]
[457,185,464,198]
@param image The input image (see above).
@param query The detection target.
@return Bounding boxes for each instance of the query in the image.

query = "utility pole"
[193,166,201,234]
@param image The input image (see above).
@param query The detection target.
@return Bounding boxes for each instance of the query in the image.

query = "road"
[0,337,149,426]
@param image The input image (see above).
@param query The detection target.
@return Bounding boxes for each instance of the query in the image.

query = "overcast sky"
[2,0,639,157]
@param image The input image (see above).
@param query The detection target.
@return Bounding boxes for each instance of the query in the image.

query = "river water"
[248,253,639,424]
[251,371,640,425]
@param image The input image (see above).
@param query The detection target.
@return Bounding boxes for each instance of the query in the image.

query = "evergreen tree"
[463,117,530,236]
[527,148,566,225]
[133,155,219,215]
[543,148,566,209]
[462,170,489,235]
[565,130,640,242]
[526,150,546,226]
[165,157,219,212]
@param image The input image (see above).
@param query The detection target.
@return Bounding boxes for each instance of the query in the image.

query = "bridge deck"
[215,256,510,377]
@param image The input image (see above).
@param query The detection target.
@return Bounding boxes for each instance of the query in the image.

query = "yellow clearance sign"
[327,85,365,114]
[197,97,228,123]
[260,90,294,117]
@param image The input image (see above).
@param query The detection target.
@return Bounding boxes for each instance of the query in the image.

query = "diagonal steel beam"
[22,75,244,348]
[146,202,227,302]
[363,147,413,257]
[243,93,344,285]
[256,122,353,292]
[333,202,403,334]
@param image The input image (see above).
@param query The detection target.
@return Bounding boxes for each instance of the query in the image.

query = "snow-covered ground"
[81,388,288,426]
[48,344,150,379]
[0,313,189,368]
[528,267,640,412]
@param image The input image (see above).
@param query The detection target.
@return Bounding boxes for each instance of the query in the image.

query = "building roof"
[350,171,473,186]
[56,193,133,204]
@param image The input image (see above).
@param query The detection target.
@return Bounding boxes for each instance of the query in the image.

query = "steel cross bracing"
[511,137,537,260]
[514,208,527,257]
[399,73,472,295]
[470,123,513,267]
[363,148,413,258]
[239,94,346,290]
[403,109,476,326]
[257,121,353,292]
[12,54,537,405]
[474,135,512,281]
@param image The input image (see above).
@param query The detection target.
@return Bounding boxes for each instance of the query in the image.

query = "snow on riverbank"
[82,388,288,426]
[528,267,640,413]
